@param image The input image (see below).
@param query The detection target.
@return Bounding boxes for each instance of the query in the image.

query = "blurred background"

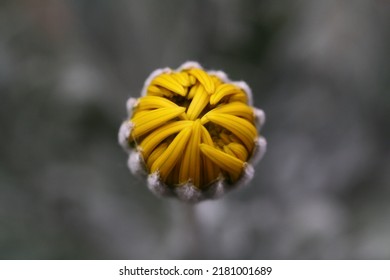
[1,0,389,259]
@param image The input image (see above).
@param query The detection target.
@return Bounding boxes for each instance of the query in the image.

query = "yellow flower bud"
[119,62,266,202]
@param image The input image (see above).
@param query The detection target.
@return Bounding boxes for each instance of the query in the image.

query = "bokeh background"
[1,0,389,259]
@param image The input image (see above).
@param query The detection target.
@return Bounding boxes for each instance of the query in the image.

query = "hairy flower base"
[119,62,266,202]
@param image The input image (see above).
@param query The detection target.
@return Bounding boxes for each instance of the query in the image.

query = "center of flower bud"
[128,66,259,189]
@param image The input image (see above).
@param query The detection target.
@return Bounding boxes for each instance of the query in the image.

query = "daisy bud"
[119,62,266,202]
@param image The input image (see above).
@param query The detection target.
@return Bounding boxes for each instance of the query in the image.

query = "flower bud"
[119,62,266,202]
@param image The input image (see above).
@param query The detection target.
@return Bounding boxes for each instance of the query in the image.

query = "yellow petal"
[223,144,236,157]
[211,75,223,88]
[200,143,244,182]
[140,120,193,159]
[179,120,202,187]
[146,142,168,170]
[172,72,192,87]
[131,109,151,121]
[166,160,181,186]
[186,84,209,120]
[200,125,220,185]
[210,84,241,105]
[189,75,197,85]
[151,73,186,96]
[188,68,215,94]
[137,96,179,110]
[227,142,248,162]
[136,96,188,120]
[146,85,174,97]
[219,130,232,145]
[187,83,199,99]
[228,91,248,103]
[202,113,257,151]
[207,102,254,122]
[151,126,192,181]
[131,107,186,139]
